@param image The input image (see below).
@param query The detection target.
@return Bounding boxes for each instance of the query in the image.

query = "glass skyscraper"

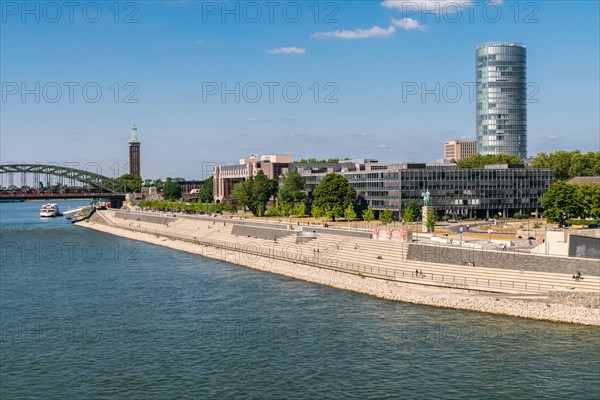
[476,43,527,159]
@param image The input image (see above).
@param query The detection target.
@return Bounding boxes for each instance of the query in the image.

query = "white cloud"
[266,47,306,55]
[312,25,396,40]
[348,132,372,137]
[280,117,300,123]
[246,117,271,123]
[392,17,427,31]
[382,0,476,13]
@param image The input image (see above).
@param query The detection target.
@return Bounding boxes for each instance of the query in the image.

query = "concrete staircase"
[99,211,600,295]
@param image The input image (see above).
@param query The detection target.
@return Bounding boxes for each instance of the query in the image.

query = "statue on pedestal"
[421,190,431,207]
[421,189,433,233]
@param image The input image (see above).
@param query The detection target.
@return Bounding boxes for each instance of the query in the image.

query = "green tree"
[294,203,306,217]
[380,208,393,224]
[324,208,335,221]
[542,181,583,225]
[265,205,280,217]
[425,208,437,232]
[311,205,323,221]
[344,204,356,224]
[574,184,600,218]
[278,172,306,206]
[232,180,251,211]
[530,150,600,181]
[232,171,277,216]
[298,158,324,163]
[456,153,523,169]
[403,201,420,223]
[362,206,375,224]
[312,174,356,221]
[162,178,181,201]
[280,202,293,217]
[116,173,142,193]
[200,176,214,203]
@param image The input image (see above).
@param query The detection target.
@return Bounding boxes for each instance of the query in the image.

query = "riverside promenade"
[75,210,600,326]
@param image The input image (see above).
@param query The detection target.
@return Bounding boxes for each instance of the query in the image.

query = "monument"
[421,189,433,233]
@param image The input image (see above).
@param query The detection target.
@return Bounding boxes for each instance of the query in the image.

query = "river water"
[1,201,599,399]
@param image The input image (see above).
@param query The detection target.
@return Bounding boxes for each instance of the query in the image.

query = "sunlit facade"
[476,43,527,159]
[296,163,553,219]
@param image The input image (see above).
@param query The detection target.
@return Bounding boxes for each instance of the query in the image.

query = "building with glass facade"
[476,43,527,159]
[292,162,553,219]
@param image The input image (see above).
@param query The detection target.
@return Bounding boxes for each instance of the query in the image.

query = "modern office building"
[444,140,477,163]
[213,154,292,202]
[291,161,552,219]
[128,124,141,178]
[476,42,527,159]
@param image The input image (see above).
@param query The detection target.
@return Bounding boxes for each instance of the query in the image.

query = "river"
[1,201,598,399]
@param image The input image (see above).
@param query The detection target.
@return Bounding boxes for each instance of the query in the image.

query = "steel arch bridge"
[0,164,127,193]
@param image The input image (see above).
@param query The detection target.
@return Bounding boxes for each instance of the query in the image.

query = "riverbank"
[75,218,600,326]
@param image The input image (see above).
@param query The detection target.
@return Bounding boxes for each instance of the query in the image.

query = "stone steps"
[100,211,599,295]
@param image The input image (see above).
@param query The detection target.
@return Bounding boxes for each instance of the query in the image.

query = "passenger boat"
[40,203,63,218]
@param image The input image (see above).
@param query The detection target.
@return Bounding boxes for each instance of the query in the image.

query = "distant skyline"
[1,0,599,179]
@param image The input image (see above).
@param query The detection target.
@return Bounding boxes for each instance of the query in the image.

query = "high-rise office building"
[128,124,141,178]
[476,43,527,159]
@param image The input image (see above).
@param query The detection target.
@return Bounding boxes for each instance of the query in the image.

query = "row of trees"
[296,157,351,163]
[117,175,214,203]
[231,171,429,225]
[529,150,600,181]
[542,181,600,225]
[137,199,233,213]
[231,171,358,219]
[456,151,600,181]
[456,154,524,168]
[231,171,278,216]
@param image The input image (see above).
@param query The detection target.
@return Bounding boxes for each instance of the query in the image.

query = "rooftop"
[476,42,526,49]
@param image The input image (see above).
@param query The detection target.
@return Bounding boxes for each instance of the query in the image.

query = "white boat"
[40,203,63,218]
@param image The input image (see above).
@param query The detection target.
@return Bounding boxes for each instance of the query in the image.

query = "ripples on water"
[1,202,599,399]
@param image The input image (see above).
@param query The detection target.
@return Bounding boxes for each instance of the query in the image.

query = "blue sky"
[1,0,599,179]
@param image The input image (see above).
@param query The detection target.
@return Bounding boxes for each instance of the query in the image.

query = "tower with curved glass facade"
[476,43,527,159]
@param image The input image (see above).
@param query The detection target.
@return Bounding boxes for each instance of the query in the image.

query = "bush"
[138,200,232,214]
[567,219,600,227]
